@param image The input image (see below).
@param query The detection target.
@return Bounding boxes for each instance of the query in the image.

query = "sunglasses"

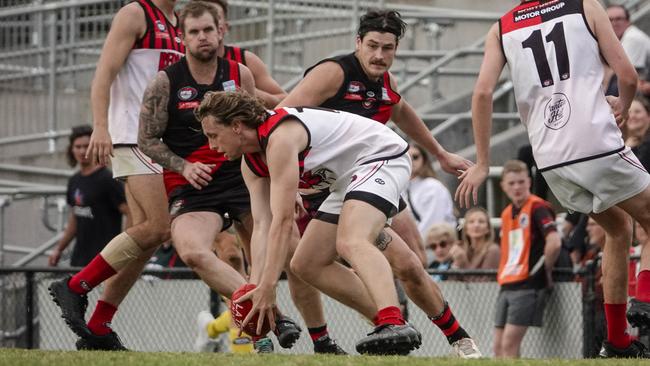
[429,240,448,250]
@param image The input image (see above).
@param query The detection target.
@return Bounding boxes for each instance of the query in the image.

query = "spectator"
[605,4,650,96]
[450,207,500,273]
[48,125,128,267]
[624,97,650,170]
[493,160,562,358]
[425,223,458,281]
[405,144,456,238]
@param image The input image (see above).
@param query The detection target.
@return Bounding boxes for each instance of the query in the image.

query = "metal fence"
[0,263,627,358]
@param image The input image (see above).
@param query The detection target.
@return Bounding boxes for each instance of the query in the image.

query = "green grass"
[1,350,649,366]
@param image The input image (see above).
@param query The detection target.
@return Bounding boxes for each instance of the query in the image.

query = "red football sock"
[87,300,118,336]
[636,270,650,302]
[68,255,117,295]
[374,306,405,326]
[308,324,329,342]
[604,303,631,349]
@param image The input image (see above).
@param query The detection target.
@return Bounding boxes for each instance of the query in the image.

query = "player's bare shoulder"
[110,1,147,38]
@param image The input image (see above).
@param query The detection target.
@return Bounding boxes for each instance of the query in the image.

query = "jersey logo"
[347,81,365,93]
[222,80,237,92]
[178,86,198,101]
[381,87,389,101]
[158,52,182,71]
[518,213,529,229]
[175,36,182,44]
[343,93,363,101]
[155,20,167,32]
[543,93,571,130]
[300,168,336,190]
[362,98,376,109]
[178,101,200,110]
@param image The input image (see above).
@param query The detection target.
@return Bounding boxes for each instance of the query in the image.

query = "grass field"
[1,350,649,366]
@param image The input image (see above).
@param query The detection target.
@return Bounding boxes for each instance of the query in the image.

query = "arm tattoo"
[138,72,185,173]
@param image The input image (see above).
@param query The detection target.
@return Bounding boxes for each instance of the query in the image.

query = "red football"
[230,283,272,336]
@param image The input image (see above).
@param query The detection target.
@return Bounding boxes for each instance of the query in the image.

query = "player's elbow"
[473,85,493,102]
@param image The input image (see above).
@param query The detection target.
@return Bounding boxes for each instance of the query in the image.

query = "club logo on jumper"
[347,81,365,93]
[155,20,166,32]
[362,97,377,109]
[299,168,336,190]
[178,86,198,101]
[222,80,237,92]
[543,93,571,130]
[518,213,530,229]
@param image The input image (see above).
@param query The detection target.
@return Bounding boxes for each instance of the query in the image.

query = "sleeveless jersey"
[162,57,242,196]
[223,45,247,65]
[109,0,185,145]
[498,194,553,287]
[499,0,623,171]
[244,107,408,190]
[304,53,401,124]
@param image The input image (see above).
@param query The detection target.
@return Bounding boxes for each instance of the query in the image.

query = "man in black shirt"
[49,125,128,267]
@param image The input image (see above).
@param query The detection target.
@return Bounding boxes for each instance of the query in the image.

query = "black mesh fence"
[0,262,647,357]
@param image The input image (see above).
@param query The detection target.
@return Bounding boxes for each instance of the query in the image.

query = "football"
[230,283,272,336]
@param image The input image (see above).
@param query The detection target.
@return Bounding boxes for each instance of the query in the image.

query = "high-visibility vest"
[498,194,551,285]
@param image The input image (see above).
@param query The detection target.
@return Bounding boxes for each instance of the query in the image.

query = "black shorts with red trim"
[168,170,250,231]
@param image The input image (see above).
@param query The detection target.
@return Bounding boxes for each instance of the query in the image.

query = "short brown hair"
[179,1,220,33]
[195,90,267,128]
[501,159,529,180]
[195,0,228,18]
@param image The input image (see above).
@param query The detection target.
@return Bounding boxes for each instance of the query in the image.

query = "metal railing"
[0,263,623,358]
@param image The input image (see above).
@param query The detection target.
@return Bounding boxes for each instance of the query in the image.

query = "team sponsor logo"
[347,81,365,93]
[362,97,376,109]
[381,87,389,101]
[155,20,166,32]
[158,51,182,71]
[178,101,200,110]
[518,213,529,228]
[175,36,182,44]
[366,91,375,98]
[155,32,170,40]
[299,168,336,190]
[343,93,363,101]
[222,80,237,92]
[543,93,571,130]
[513,0,565,22]
[178,86,198,101]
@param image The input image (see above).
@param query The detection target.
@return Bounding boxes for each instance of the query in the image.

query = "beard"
[189,46,218,63]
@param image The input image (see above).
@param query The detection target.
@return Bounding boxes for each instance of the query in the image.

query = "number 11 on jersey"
[522,21,570,87]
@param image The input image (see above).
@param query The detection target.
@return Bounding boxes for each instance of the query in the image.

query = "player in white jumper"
[49,0,183,350]
[456,0,650,358]
[196,91,422,355]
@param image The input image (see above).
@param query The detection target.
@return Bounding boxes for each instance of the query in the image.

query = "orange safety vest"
[498,194,550,285]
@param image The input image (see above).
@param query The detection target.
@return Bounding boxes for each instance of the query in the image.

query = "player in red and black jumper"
[278,9,482,358]
[136,2,301,352]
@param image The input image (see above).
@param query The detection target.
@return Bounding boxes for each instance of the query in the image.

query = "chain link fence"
[1,264,625,358]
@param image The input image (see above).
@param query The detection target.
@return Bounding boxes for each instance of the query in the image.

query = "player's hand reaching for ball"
[235,283,277,336]
[181,162,215,190]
